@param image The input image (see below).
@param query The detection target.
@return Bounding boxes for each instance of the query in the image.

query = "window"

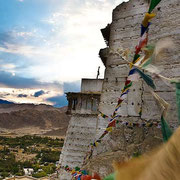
[72,98,78,110]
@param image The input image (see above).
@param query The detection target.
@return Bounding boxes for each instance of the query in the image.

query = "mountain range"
[0,101,70,137]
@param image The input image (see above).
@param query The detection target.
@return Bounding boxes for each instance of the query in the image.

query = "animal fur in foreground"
[114,127,180,180]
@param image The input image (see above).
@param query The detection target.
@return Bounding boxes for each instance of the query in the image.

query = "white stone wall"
[95,0,180,155]
[81,79,104,93]
[60,82,102,179]
[59,114,97,179]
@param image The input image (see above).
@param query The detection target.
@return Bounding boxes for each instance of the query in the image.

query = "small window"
[87,99,91,110]
[92,99,98,111]
[82,98,87,110]
[72,98,78,110]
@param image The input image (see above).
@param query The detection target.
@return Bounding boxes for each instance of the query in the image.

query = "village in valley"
[0,135,63,179]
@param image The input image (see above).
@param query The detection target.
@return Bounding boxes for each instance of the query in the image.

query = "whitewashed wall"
[95,0,180,155]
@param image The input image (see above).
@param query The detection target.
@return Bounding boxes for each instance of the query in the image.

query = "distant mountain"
[0,103,70,137]
[0,99,14,104]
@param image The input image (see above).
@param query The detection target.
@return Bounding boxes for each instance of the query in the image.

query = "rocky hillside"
[0,104,70,137]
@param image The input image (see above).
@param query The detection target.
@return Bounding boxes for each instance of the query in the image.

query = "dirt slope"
[0,104,70,137]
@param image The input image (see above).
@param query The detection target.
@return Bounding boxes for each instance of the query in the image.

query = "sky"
[0,0,127,107]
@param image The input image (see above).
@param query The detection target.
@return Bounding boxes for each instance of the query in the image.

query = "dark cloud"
[18,94,28,98]
[34,90,45,97]
[46,95,68,108]
[0,71,81,92]
[63,81,81,92]
[47,81,81,107]
[0,71,62,89]
[0,99,14,104]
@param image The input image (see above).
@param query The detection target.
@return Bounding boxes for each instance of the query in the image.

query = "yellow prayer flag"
[95,141,99,147]
[142,13,156,27]
[106,127,113,132]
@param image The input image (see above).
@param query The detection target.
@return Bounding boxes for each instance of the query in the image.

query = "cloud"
[46,81,81,107]
[0,32,11,47]
[0,70,81,106]
[0,70,61,90]
[0,0,129,82]
[0,63,16,75]
[0,99,14,104]
[0,0,129,107]
[46,95,67,108]
[0,43,44,58]
[0,31,34,47]
[0,87,58,105]
[63,81,81,92]
[34,90,45,97]
[18,94,28,98]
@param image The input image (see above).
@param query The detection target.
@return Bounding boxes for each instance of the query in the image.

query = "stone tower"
[84,0,180,176]
[59,79,103,179]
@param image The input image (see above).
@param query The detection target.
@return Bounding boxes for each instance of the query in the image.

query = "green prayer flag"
[133,54,140,64]
[136,68,156,89]
[75,166,80,171]
[104,173,115,180]
[148,0,162,13]
[171,80,180,124]
[161,116,173,142]
[175,82,180,124]
[123,81,133,91]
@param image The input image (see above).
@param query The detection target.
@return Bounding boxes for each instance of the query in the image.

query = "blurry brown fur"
[114,127,180,180]
[154,38,174,63]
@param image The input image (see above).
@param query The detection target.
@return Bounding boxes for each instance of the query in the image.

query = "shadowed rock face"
[0,104,70,137]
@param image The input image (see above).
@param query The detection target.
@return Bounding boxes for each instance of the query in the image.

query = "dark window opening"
[72,98,78,110]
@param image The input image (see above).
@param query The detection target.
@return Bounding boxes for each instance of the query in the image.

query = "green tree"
[32,171,47,178]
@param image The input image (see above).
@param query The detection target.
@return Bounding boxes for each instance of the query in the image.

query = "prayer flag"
[136,68,156,89]
[148,0,162,13]
[142,13,156,27]
[161,115,173,142]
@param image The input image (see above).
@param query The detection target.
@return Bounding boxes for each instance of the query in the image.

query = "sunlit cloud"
[0,87,60,105]
[0,0,128,83]
[0,59,16,75]
[0,70,80,106]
